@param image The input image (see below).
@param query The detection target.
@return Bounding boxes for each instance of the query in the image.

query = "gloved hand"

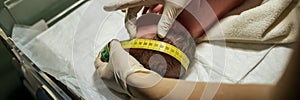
[104,0,191,38]
[95,46,129,96]
[95,39,161,98]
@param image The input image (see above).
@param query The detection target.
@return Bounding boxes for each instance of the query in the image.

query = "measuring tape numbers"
[121,39,190,71]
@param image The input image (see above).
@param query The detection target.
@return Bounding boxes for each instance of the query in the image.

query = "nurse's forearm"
[213,83,272,100]
[127,73,273,99]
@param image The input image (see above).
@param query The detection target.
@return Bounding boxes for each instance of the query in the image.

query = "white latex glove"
[95,47,130,97]
[95,39,162,98]
[104,0,191,38]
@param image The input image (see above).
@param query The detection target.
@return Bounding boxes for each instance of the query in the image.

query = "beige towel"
[198,0,299,44]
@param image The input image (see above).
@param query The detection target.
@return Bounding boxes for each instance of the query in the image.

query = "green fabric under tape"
[101,45,109,62]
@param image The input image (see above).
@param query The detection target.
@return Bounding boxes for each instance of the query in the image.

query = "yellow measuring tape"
[121,39,190,71]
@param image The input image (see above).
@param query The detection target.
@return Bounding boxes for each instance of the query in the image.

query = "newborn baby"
[100,13,195,78]
[126,14,196,78]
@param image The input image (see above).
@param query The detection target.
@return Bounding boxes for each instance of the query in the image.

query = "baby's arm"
[177,0,245,39]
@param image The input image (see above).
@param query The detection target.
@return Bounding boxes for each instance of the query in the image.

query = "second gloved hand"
[103,0,191,38]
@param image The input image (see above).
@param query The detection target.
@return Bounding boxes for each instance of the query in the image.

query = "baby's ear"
[161,37,173,45]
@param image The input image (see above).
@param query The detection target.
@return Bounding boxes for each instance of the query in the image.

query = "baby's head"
[126,14,196,78]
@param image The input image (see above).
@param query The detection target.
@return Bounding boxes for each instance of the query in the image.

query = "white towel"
[198,0,299,44]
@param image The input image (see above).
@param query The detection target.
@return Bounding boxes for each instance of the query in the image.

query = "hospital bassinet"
[0,0,296,99]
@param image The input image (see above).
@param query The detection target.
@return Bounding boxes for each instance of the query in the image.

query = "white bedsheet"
[12,0,293,99]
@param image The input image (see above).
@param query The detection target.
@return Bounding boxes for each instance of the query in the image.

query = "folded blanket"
[198,0,299,44]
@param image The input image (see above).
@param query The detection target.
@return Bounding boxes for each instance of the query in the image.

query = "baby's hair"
[127,14,196,78]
